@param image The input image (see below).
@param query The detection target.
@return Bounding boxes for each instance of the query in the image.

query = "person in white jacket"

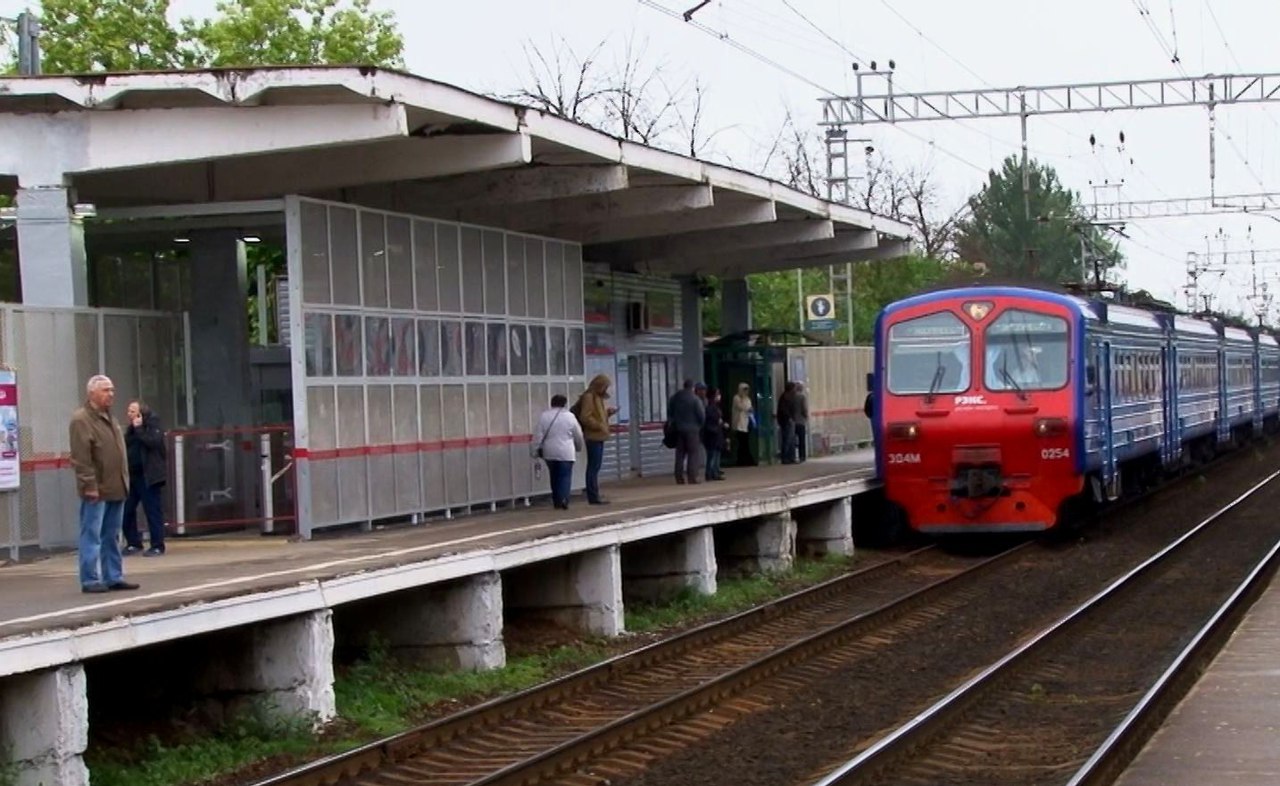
[532,394,586,510]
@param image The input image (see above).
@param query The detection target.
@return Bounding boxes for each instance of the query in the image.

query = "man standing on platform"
[794,382,810,463]
[573,374,616,505]
[69,375,138,593]
[667,379,706,484]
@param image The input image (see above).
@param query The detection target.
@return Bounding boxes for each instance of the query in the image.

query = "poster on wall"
[0,368,18,491]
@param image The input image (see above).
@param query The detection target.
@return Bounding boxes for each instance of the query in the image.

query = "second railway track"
[813,468,1280,786]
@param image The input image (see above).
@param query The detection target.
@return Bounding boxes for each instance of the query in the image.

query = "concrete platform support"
[0,665,89,786]
[721,277,752,334]
[197,610,336,728]
[505,546,624,636]
[189,229,254,427]
[15,185,89,307]
[720,512,797,575]
[346,573,506,671]
[680,276,705,382]
[622,526,717,602]
[796,498,854,557]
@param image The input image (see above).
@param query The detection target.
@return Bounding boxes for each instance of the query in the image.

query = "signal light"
[963,301,994,320]
[888,421,920,440]
[1034,418,1068,437]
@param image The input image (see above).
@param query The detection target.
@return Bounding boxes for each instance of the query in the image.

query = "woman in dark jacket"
[122,400,168,555]
[702,387,727,481]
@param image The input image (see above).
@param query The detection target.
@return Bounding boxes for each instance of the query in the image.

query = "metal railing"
[167,425,296,536]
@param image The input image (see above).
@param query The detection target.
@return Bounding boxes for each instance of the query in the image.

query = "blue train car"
[872,285,1279,534]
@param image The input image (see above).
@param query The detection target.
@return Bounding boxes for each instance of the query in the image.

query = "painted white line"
[0,472,867,631]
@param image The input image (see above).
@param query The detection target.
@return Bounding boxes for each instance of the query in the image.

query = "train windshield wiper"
[925,352,946,403]
[1000,357,1027,400]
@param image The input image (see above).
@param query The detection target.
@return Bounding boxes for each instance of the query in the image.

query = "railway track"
[253,543,1029,786]
[812,468,1280,786]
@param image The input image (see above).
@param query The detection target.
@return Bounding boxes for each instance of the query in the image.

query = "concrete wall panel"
[328,205,360,307]
[300,200,331,305]
[412,219,438,312]
[360,211,388,309]
[386,215,413,311]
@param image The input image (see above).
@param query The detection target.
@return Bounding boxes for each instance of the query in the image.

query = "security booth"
[704,329,826,466]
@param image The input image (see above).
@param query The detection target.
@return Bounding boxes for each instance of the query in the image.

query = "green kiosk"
[703,329,826,466]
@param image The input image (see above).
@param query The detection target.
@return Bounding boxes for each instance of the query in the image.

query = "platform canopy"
[0,66,914,277]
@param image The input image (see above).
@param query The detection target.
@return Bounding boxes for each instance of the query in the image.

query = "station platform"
[1116,571,1280,786]
[0,452,875,665]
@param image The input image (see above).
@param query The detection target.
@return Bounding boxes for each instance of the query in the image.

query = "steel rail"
[1065,536,1280,786]
[248,543,955,786]
[812,467,1280,786]
[466,544,1029,786]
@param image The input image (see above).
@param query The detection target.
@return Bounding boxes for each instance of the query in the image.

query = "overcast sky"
[9,0,1280,318]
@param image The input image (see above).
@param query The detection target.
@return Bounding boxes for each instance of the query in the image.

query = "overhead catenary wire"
[637,0,993,175]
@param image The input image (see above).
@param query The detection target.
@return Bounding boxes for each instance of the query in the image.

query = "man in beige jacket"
[70,374,138,593]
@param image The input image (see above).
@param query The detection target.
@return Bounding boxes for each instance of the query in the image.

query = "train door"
[1163,344,1181,465]
[1216,348,1230,445]
[1098,341,1119,500]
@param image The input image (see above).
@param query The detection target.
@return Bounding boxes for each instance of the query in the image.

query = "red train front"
[871,287,1086,534]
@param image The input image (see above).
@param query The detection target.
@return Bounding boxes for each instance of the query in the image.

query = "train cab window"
[984,309,1069,392]
[886,311,972,395]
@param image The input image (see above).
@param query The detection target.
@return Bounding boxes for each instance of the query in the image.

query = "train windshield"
[886,311,972,395]
[984,309,1070,391]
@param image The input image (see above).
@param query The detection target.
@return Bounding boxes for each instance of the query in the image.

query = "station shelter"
[0,66,912,550]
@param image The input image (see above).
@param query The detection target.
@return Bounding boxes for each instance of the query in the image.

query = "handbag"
[536,410,563,459]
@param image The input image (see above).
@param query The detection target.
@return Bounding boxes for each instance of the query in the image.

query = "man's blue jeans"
[546,460,574,508]
[585,440,605,502]
[79,498,125,589]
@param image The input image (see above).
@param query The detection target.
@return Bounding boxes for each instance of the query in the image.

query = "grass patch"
[86,553,856,786]
[625,553,856,633]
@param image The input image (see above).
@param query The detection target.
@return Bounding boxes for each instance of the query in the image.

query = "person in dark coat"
[122,400,168,556]
[666,379,706,484]
[776,381,799,464]
[702,387,727,481]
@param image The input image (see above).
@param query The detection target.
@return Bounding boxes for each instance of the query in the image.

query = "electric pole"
[2,10,41,75]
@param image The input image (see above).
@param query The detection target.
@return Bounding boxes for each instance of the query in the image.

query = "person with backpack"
[532,394,585,510]
[571,374,616,505]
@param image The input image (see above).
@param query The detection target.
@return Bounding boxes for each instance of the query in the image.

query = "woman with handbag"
[532,394,586,510]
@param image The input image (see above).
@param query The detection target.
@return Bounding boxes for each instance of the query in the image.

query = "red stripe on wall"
[21,455,71,472]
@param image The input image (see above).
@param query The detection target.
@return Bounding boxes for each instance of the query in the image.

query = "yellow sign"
[806,294,836,321]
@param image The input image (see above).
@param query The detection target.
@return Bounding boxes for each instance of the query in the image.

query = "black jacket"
[702,401,726,449]
[667,388,705,432]
[126,412,168,487]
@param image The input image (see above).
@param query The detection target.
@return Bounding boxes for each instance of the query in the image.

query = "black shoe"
[82,583,109,594]
[144,547,164,557]
[123,545,144,556]
[108,581,140,591]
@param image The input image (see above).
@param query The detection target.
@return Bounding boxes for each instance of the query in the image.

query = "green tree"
[38,0,183,72]
[181,0,403,68]
[955,155,1121,287]
[33,0,403,73]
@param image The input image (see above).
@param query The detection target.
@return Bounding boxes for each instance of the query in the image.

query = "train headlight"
[888,421,920,440]
[1033,417,1068,437]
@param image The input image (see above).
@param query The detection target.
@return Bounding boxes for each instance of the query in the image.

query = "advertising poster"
[0,368,18,491]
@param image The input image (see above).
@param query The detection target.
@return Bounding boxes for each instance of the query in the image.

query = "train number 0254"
[1040,447,1071,460]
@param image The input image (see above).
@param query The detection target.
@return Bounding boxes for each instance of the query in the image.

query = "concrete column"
[623,526,717,602]
[0,665,89,786]
[198,610,336,728]
[721,276,752,335]
[507,546,624,637]
[796,498,854,557]
[721,512,796,575]
[349,573,506,671]
[15,185,89,307]
[679,276,705,382]
[189,229,253,427]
